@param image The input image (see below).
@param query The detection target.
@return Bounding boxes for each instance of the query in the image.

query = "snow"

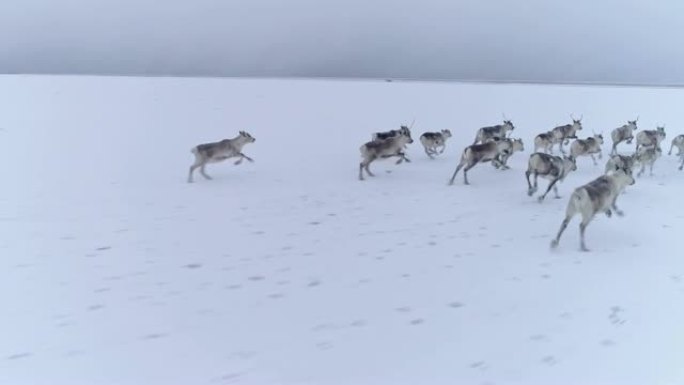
[1,75,684,385]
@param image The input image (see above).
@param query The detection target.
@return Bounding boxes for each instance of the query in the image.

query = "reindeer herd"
[186,116,684,251]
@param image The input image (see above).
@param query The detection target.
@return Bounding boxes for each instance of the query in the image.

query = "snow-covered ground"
[1,75,683,385]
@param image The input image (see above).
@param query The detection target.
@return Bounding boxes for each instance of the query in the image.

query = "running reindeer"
[609,118,638,155]
[533,131,560,154]
[635,125,666,152]
[448,138,511,185]
[419,129,452,158]
[550,169,635,252]
[604,153,639,176]
[549,115,583,154]
[525,153,577,202]
[472,117,515,144]
[359,128,414,180]
[570,133,604,165]
[492,137,525,169]
[635,145,662,177]
[668,134,684,170]
[187,131,256,183]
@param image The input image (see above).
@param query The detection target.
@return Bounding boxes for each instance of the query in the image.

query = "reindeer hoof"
[605,210,612,218]
[537,196,545,203]
[581,246,590,252]
[616,210,624,217]
[550,240,559,249]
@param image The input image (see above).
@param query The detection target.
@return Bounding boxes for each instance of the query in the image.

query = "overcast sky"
[1,0,683,85]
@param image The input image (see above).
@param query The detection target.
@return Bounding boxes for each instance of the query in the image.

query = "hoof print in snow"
[395,306,412,313]
[307,280,321,287]
[409,318,424,325]
[529,334,548,342]
[184,263,202,269]
[95,246,112,251]
[609,306,626,325]
[87,304,105,311]
[601,339,617,347]
[141,333,168,340]
[316,341,334,350]
[350,320,367,327]
[541,355,558,365]
[268,293,284,299]
[248,276,265,281]
[448,302,464,309]
[6,352,32,360]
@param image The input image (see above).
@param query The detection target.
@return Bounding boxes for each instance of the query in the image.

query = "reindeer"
[419,129,452,158]
[525,153,577,202]
[635,125,666,152]
[609,118,638,155]
[635,145,662,177]
[448,139,511,185]
[569,133,604,165]
[472,118,515,144]
[550,169,635,252]
[359,129,414,180]
[668,134,684,156]
[549,116,583,154]
[187,131,256,183]
[669,134,684,171]
[533,131,560,154]
[604,153,638,176]
[492,137,524,169]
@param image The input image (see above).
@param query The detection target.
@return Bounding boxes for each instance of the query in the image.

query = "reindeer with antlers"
[609,117,638,155]
[549,115,583,154]
[472,115,515,144]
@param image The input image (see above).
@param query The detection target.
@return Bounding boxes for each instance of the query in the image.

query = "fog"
[2,0,683,85]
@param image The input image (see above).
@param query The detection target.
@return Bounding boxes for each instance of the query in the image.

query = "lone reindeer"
[187,131,256,183]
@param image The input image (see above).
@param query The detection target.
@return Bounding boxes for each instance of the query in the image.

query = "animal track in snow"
[609,306,626,326]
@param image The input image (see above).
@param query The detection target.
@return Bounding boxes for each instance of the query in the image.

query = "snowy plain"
[1,75,684,385]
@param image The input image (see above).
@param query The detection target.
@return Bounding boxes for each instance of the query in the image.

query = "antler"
[409,118,416,129]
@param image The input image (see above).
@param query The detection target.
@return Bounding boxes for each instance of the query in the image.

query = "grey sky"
[1,0,683,85]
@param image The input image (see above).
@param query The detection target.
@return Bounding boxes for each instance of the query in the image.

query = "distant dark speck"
[184,263,202,269]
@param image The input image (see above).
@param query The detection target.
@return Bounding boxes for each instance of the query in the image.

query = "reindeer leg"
[188,164,200,183]
[650,163,654,176]
[579,218,591,252]
[550,215,572,249]
[462,162,477,185]
[199,164,212,180]
[525,170,534,196]
[590,154,597,165]
[425,147,435,159]
[679,156,684,170]
[539,177,560,202]
[668,143,674,155]
[448,162,464,185]
[553,184,560,199]
[238,152,254,163]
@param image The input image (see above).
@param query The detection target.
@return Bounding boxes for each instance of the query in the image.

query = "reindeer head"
[441,129,453,138]
[570,114,583,131]
[614,168,636,187]
[399,126,413,143]
[239,131,256,143]
[512,138,524,152]
[503,120,515,131]
[627,118,638,131]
